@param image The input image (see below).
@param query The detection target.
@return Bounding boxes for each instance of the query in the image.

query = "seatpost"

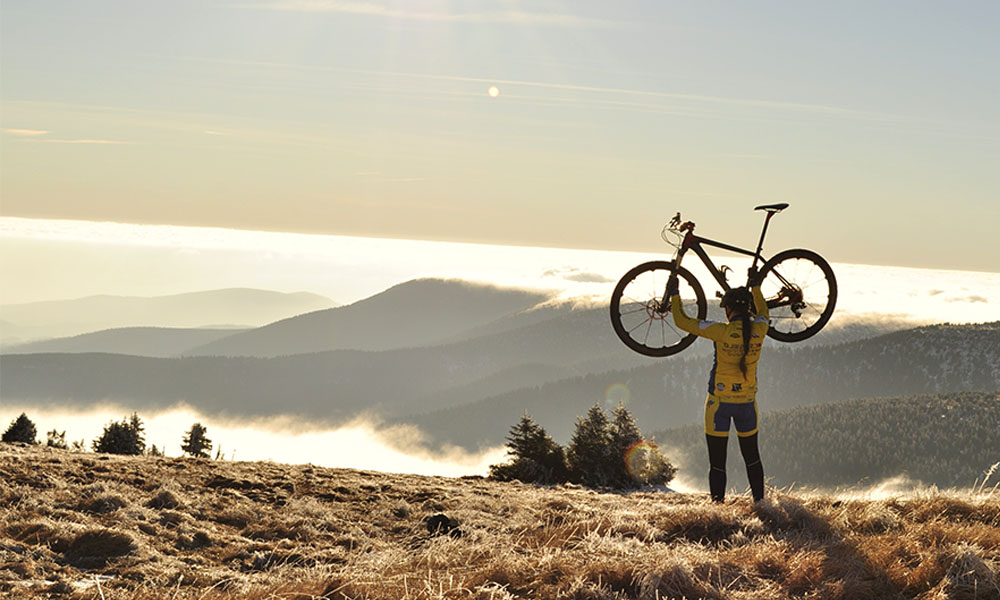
[751,212,775,270]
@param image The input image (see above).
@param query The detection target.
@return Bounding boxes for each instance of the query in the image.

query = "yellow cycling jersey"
[670,286,769,402]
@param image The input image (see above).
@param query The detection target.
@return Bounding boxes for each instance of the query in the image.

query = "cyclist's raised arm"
[668,277,728,341]
[752,285,768,321]
[748,267,768,321]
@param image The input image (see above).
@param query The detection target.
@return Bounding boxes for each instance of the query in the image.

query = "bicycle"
[610,203,837,357]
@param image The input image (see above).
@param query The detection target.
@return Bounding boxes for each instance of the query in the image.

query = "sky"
[2,1,998,272]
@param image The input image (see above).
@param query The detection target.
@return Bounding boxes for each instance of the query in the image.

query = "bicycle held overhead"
[610,203,837,357]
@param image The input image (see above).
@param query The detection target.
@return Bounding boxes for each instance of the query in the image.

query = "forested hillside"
[658,391,1000,489]
[3,322,997,446]
[406,322,1000,448]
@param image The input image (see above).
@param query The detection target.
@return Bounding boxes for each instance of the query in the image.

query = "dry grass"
[1,444,998,599]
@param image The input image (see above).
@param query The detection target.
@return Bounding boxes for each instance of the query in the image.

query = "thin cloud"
[246,0,613,27]
[176,56,861,119]
[4,129,50,137]
[36,139,131,145]
[543,267,613,283]
[947,295,988,304]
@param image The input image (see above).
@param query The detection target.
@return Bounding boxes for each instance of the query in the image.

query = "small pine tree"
[623,440,677,487]
[489,412,568,484]
[92,413,146,455]
[609,403,644,487]
[147,444,164,457]
[129,413,146,452]
[567,402,613,488]
[2,413,38,444]
[46,429,68,449]
[181,423,212,459]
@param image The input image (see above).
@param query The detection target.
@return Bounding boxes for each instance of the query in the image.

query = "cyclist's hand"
[666,274,679,297]
[747,266,761,287]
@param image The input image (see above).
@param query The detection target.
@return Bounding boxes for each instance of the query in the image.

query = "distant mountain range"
[184,279,554,356]
[2,275,996,451]
[3,327,250,358]
[0,288,336,344]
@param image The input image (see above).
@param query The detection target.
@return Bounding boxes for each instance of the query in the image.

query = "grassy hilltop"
[1,443,998,600]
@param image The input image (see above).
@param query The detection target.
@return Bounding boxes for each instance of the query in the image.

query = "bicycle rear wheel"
[759,249,837,342]
[610,261,707,357]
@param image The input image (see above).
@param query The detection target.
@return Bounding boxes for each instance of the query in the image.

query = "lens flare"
[605,382,631,408]
[624,440,664,484]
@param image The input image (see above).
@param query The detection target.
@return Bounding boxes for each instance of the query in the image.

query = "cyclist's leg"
[706,435,728,503]
[734,401,764,501]
[704,396,730,503]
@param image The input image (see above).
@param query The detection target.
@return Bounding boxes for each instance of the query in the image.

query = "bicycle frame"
[668,209,795,308]
[678,234,766,294]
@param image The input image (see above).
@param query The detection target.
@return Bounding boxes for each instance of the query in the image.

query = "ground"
[1,443,998,599]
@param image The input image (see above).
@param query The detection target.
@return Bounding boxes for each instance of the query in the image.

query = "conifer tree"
[609,403,644,487]
[567,402,613,487]
[489,412,567,484]
[129,413,146,453]
[180,423,213,459]
[92,413,146,455]
[2,413,38,444]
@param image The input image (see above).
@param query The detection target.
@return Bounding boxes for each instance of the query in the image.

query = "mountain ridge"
[1,288,336,343]
[183,278,555,356]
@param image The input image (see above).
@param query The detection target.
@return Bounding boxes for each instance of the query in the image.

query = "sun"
[487,85,500,98]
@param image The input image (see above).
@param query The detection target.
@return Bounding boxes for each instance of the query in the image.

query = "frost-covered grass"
[1,443,998,599]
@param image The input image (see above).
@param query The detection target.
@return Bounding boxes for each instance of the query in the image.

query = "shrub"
[491,404,675,490]
[46,429,68,449]
[567,402,614,487]
[92,413,146,455]
[2,413,38,444]
[64,529,137,568]
[489,412,568,484]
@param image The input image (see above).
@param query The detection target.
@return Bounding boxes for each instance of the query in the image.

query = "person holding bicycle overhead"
[666,269,768,503]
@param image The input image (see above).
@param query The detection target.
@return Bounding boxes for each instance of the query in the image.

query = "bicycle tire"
[610,261,707,357]
[759,249,837,342]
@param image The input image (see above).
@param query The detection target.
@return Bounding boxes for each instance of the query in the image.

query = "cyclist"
[666,270,768,503]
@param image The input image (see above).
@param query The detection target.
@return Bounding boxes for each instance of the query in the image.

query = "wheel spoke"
[627,318,652,335]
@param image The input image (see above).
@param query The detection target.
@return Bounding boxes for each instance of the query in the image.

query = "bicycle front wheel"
[610,261,707,357]
[759,249,837,342]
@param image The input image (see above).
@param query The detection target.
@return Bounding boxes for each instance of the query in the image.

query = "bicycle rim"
[610,262,706,357]
[760,249,837,342]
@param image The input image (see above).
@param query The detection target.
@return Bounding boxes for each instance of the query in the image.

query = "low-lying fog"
[0,404,507,479]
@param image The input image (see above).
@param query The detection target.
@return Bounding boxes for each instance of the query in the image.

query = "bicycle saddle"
[754,203,789,212]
